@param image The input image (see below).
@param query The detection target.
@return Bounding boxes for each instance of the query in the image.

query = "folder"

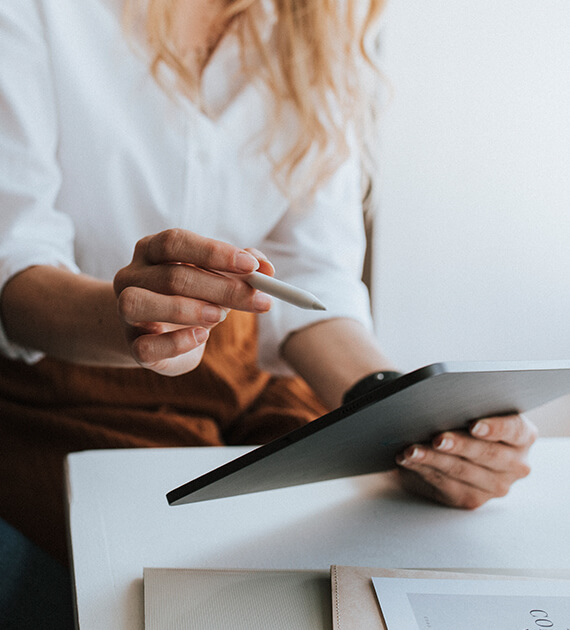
[330,565,570,630]
[143,567,331,630]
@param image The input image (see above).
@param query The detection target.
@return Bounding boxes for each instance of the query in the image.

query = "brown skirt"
[0,311,326,565]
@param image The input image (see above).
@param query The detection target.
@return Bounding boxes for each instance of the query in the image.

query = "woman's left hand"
[395,414,538,509]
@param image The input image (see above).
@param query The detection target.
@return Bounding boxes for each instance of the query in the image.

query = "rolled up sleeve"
[0,1,79,361]
[256,151,374,375]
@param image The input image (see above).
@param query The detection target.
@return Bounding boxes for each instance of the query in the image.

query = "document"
[372,577,570,630]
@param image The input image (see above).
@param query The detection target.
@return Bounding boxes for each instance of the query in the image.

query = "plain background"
[371,0,570,434]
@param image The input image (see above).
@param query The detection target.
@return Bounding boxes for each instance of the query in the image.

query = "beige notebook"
[330,565,570,630]
[143,567,331,630]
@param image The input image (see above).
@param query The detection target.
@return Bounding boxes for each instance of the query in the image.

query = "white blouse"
[0,0,373,373]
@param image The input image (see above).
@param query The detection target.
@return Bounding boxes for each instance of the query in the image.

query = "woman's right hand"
[113,229,273,376]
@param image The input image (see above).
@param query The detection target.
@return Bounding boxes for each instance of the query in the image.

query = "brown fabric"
[0,311,327,565]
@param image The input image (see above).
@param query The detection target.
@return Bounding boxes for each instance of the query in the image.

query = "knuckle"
[171,329,196,355]
[134,234,153,257]
[429,451,469,481]
[494,479,511,498]
[170,297,192,323]
[131,329,196,367]
[163,265,191,296]
[436,485,480,510]
[131,335,155,365]
[444,486,487,510]
[429,454,464,480]
[461,494,486,510]
[220,279,238,304]
[166,333,185,357]
[197,236,225,267]
[515,459,532,479]
[116,287,142,322]
[448,458,469,479]
[521,460,532,478]
[155,229,186,259]
[113,267,130,295]
[479,440,500,461]
[220,277,250,307]
[421,466,447,487]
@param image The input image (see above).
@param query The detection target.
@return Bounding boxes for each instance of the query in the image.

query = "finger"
[397,467,495,510]
[396,444,515,494]
[431,431,532,476]
[130,326,209,367]
[469,414,538,448]
[117,286,228,327]
[139,230,260,274]
[244,248,275,277]
[121,264,272,313]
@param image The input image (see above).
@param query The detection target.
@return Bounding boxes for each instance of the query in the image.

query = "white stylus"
[244,271,326,311]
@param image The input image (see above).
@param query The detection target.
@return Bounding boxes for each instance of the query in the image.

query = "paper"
[372,577,570,630]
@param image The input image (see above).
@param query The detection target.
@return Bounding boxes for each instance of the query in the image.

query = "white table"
[66,438,570,629]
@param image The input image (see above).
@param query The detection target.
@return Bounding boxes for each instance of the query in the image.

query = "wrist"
[342,370,403,405]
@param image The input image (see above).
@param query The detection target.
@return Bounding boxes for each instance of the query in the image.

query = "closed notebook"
[143,567,331,630]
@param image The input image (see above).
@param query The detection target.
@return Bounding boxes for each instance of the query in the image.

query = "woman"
[0,0,535,575]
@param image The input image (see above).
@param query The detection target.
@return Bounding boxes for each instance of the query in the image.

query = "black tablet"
[167,360,570,505]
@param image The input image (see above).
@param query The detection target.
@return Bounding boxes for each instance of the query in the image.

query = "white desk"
[66,438,570,630]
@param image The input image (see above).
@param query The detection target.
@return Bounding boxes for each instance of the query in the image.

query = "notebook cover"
[144,567,331,630]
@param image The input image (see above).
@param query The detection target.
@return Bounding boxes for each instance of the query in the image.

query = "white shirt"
[0,0,373,373]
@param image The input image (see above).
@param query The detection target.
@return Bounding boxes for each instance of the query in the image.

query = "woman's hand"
[113,229,274,376]
[395,414,538,509]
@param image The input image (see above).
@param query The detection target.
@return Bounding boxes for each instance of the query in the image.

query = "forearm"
[0,265,135,366]
[281,317,397,410]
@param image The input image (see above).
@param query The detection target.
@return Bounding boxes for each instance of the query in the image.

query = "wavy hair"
[125,0,386,198]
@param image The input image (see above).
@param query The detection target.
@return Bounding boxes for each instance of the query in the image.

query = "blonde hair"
[126,0,386,198]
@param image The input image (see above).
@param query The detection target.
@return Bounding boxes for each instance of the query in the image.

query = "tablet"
[167,360,570,505]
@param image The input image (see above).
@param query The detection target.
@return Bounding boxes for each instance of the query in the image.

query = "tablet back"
[167,361,570,505]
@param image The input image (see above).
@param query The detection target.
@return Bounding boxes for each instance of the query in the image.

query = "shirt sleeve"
[256,148,374,375]
[0,1,79,361]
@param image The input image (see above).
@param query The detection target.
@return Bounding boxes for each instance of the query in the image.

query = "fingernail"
[434,435,454,451]
[397,446,424,466]
[263,259,276,274]
[471,421,490,437]
[193,328,209,345]
[258,255,275,274]
[253,291,272,312]
[235,251,259,273]
[250,249,274,269]
[202,305,226,324]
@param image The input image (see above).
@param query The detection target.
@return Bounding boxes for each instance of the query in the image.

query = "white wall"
[371,1,570,433]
